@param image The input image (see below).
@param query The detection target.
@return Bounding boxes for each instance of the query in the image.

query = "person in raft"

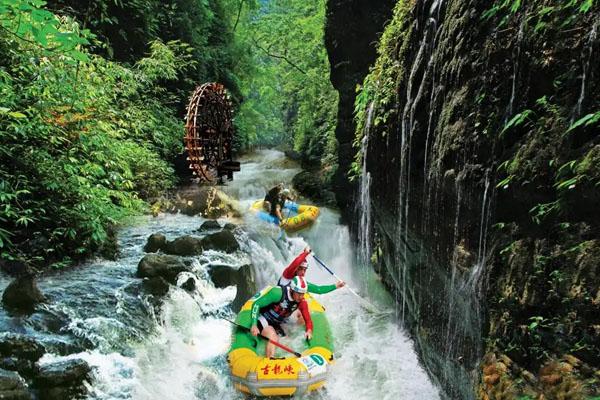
[278,246,345,293]
[250,276,312,358]
[263,183,294,225]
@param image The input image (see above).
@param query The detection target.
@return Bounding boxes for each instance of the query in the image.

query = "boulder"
[208,264,256,312]
[2,276,46,311]
[0,334,45,362]
[284,149,301,161]
[198,220,221,232]
[34,359,91,387]
[200,230,239,253]
[223,223,237,231]
[144,233,167,253]
[34,359,90,400]
[180,277,196,292]
[0,368,30,400]
[164,236,204,256]
[137,254,192,284]
[141,277,170,297]
[0,260,32,277]
[0,358,34,379]
[174,186,240,218]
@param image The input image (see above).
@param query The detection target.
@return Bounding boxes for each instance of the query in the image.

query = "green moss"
[575,145,600,183]
[351,0,414,178]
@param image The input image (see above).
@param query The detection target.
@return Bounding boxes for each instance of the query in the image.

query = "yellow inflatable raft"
[250,200,320,233]
[227,288,334,396]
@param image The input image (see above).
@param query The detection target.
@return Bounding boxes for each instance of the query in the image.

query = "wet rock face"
[208,264,256,312]
[141,276,170,297]
[199,230,239,254]
[180,277,196,292]
[292,171,336,206]
[328,0,600,397]
[0,369,30,400]
[2,276,46,312]
[198,220,221,232]
[33,358,91,400]
[0,334,45,378]
[144,233,167,253]
[324,0,396,220]
[163,236,204,256]
[146,231,240,257]
[137,254,192,284]
[0,335,45,362]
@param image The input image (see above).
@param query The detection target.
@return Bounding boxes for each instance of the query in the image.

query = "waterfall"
[445,175,463,344]
[573,21,598,120]
[396,0,446,325]
[357,102,375,265]
[506,17,526,121]
[476,170,491,269]
[464,168,492,295]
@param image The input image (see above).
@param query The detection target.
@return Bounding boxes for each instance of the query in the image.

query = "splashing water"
[0,150,439,399]
[573,21,598,120]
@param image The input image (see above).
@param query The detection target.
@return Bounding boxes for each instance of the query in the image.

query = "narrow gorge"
[325,0,599,398]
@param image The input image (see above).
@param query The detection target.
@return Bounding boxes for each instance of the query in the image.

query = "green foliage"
[501,109,534,136]
[0,1,185,266]
[351,0,413,179]
[566,111,600,133]
[483,0,597,32]
[0,0,90,61]
[529,201,561,225]
[232,0,338,175]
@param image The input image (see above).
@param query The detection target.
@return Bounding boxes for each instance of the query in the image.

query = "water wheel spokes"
[184,83,239,182]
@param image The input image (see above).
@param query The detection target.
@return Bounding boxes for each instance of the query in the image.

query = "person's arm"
[307,282,337,295]
[275,205,283,223]
[298,300,313,333]
[281,249,310,279]
[250,286,282,327]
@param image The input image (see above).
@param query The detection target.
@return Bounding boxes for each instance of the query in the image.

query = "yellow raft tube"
[250,200,320,233]
[227,288,334,396]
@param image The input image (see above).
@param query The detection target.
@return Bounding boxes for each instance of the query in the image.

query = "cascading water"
[505,17,526,121]
[573,21,598,120]
[396,0,446,326]
[357,103,374,266]
[470,169,492,292]
[0,150,440,399]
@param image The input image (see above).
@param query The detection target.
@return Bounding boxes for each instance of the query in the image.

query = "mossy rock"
[163,236,204,256]
[137,254,192,284]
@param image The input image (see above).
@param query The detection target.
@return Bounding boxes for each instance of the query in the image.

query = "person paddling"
[278,246,345,294]
[250,276,312,358]
[264,183,294,225]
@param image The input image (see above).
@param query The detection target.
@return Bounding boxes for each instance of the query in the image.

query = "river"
[0,149,439,399]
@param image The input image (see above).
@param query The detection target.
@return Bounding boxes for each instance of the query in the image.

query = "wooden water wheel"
[184,83,240,182]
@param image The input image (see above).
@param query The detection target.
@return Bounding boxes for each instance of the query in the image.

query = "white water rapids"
[1,150,440,399]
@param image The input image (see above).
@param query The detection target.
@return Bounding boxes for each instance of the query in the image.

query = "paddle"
[223,318,302,357]
[311,254,380,313]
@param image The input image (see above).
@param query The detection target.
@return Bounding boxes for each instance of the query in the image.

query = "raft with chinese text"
[227,287,334,396]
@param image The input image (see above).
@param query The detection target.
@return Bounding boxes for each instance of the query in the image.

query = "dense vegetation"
[1,0,195,267]
[233,0,338,172]
[0,0,336,268]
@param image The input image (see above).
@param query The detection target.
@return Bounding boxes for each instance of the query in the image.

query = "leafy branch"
[251,35,307,75]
